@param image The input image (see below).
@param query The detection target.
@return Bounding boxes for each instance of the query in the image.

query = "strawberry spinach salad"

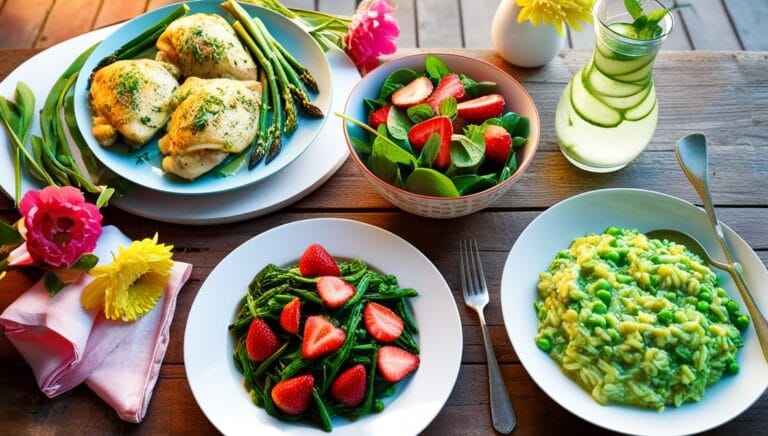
[342,55,530,197]
[230,244,420,431]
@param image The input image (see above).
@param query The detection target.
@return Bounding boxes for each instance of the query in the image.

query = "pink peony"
[19,186,103,269]
[343,0,400,74]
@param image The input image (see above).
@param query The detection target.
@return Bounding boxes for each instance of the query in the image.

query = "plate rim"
[183,217,463,435]
[73,0,332,195]
[500,187,768,436]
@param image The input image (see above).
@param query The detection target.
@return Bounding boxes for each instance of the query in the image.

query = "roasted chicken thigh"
[89,59,180,147]
[158,77,261,180]
[155,13,258,80]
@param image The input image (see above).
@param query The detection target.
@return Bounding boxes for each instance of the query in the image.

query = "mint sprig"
[623,0,669,40]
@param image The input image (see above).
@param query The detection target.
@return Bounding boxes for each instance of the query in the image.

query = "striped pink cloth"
[0,226,192,423]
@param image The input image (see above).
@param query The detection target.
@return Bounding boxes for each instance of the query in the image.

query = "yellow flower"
[516,0,595,36]
[81,234,173,322]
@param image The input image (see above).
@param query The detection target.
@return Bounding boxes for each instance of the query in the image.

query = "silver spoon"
[650,133,768,362]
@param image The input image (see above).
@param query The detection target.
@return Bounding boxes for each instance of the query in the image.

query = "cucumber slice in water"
[585,62,646,97]
[613,60,654,83]
[570,71,622,128]
[625,85,657,121]
[594,82,652,110]
[594,49,653,77]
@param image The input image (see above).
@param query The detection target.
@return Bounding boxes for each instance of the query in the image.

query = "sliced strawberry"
[364,302,404,342]
[407,116,452,169]
[368,104,392,129]
[317,276,355,309]
[484,125,512,165]
[302,315,346,359]
[330,364,367,407]
[279,297,301,334]
[298,243,340,277]
[246,318,281,362]
[271,374,314,415]
[426,74,466,112]
[391,77,434,108]
[377,345,420,383]
[456,94,505,123]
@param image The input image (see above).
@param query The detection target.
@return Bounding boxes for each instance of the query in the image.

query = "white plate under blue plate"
[501,188,768,436]
[73,1,332,195]
[184,218,463,435]
[0,26,354,224]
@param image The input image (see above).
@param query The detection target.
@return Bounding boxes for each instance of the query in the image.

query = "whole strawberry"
[330,364,367,407]
[271,374,314,415]
[246,318,281,362]
[298,243,340,277]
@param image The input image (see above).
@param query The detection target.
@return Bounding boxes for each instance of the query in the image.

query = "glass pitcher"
[555,0,674,172]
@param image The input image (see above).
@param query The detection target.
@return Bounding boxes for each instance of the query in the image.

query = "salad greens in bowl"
[341,52,540,218]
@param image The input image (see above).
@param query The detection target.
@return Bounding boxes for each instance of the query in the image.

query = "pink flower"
[19,186,102,269]
[343,0,400,74]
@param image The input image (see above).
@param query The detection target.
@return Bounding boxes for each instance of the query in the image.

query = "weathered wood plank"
[317,0,354,15]
[93,0,147,29]
[0,0,54,49]
[393,0,417,48]
[35,0,101,48]
[416,0,463,48]
[723,0,768,50]
[459,0,497,48]
[677,0,742,50]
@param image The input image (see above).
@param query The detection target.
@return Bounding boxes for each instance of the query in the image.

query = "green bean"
[365,288,419,301]
[256,342,290,377]
[281,357,310,379]
[321,303,363,393]
[395,329,420,354]
[339,275,370,312]
[263,379,277,417]
[312,388,333,432]
[352,347,378,418]
[397,299,419,334]
[288,288,323,305]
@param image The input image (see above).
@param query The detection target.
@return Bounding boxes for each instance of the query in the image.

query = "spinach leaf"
[368,127,417,184]
[439,97,457,120]
[450,134,485,169]
[386,106,412,141]
[498,149,518,183]
[404,167,459,197]
[406,104,436,124]
[379,68,420,99]
[513,136,527,149]
[451,174,498,195]
[425,55,451,81]
[417,133,441,168]
[485,112,520,132]
[460,74,497,98]
[351,136,373,156]
[364,97,387,112]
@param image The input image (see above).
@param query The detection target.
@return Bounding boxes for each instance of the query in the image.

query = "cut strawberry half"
[426,74,466,112]
[391,77,434,108]
[330,364,367,407]
[377,345,420,383]
[484,124,512,165]
[279,297,301,334]
[302,315,346,359]
[317,276,355,309]
[364,302,404,343]
[246,318,281,362]
[298,243,340,277]
[407,116,452,169]
[271,374,314,415]
[368,104,391,129]
[456,94,505,123]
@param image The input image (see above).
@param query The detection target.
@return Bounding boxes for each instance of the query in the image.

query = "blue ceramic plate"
[73,1,332,195]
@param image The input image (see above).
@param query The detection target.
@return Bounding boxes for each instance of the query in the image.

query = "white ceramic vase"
[491,0,566,68]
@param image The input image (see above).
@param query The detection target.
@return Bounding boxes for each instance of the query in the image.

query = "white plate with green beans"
[184,218,462,435]
[501,188,768,436]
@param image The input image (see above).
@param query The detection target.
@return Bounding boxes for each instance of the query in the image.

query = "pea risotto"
[534,227,749,411]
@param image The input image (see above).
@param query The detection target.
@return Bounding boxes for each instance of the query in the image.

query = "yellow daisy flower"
[516,0,595,36]
[81,234,173,322]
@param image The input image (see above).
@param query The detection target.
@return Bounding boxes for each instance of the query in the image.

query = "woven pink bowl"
[342,52,540,219]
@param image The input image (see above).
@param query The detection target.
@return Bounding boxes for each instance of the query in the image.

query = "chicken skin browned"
[155,14,257,81]
[158,77,262,180]
[89,59,180,147]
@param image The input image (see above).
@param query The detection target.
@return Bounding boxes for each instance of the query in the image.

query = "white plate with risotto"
[501,188,768,436]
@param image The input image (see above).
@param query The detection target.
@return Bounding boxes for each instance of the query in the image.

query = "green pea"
[580,260,597,275]
[592,301,608,314]
[697,291,713,303]
[606,227,623,236]
[556,250,571,259]
[536,336,553,352]
[716,288,728,298]
[607,329,622,344]
[649,274,660,285]
[735,315,751,331]
[726,361,740,375]
[616,247,629,258]
[650,255,661,264]
[596,289,612,305]
[617,274,634,284]
[658,309,674,325]
[373,399,385,413]
[696,300,710,313]
[665,292,677,301]
[587,314,607,329]
[602,250,620,263]
[593,279,612,292]
[726,300,740,314]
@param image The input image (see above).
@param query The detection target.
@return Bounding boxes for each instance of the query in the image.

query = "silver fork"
[459,239,516,434]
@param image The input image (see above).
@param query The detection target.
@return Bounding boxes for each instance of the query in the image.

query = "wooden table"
[1,48,767,435]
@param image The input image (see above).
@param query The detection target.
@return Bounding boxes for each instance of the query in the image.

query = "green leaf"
[646,8,668,24]
[0,220,23,245]
[44,272,67,296]
[451,174,498,195]
[450,134,485,168]
[485,112,520,133]
[368,128,418,184]
[512,136,527,149]
[70,253,99,271]
[350,136,372,156]
[404,167,459,197]
[624,0,644,19]
[379,68,419,100]
[512,116,530,138]
[461,74,498,98]
[417,133,441,168]
[425,55,452,82]
[386,106,412,141]
[406,104,436,124]
[364,97,387,112]
[15,82,35,140]
[439,97,457,120]
[498,149,518,183]
[96,188,115,208]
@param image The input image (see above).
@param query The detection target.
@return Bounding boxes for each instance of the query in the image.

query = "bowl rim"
[342,51,541,202]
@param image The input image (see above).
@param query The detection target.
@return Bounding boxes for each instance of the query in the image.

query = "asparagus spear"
[249,69,272,168]
[270,36,319,93]
[269,34,323,118]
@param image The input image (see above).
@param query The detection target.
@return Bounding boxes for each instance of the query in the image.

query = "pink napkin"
[0,225,192,423]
